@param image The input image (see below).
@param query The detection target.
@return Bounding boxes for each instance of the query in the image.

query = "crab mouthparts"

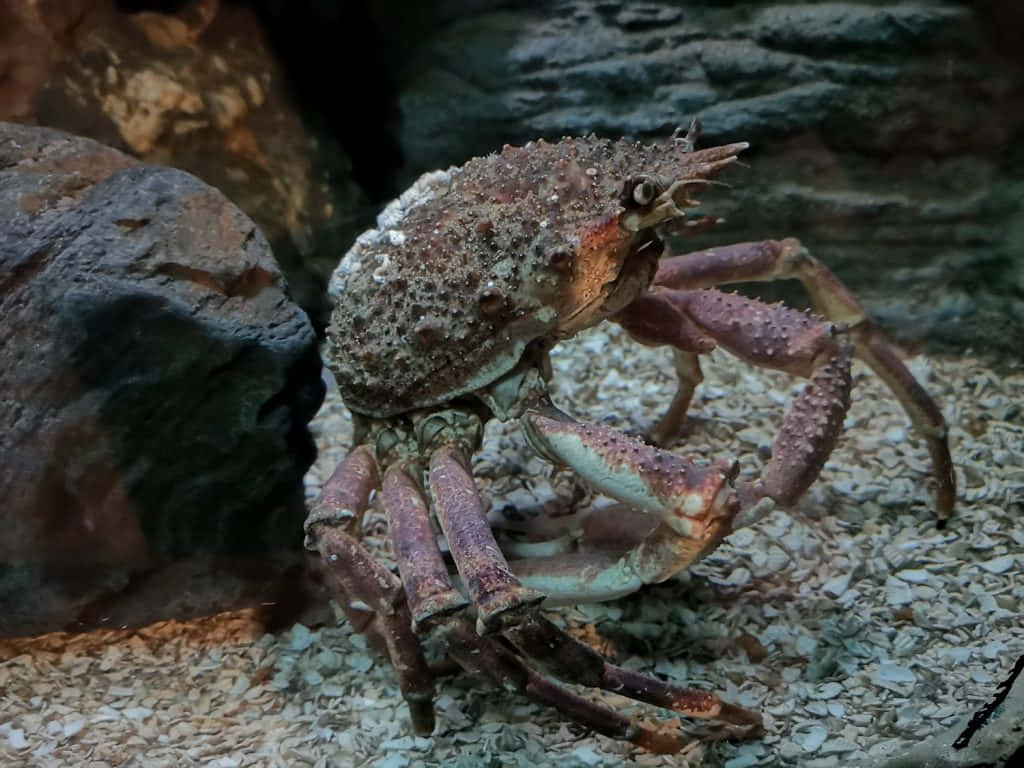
[559,237,660,334]
[602,239,661,314]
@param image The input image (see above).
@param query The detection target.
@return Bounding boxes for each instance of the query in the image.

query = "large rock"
[394,0,1024,356]
[0,122,325,636]
[1,0,368,325]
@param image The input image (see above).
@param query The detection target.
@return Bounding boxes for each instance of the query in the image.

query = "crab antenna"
[671,117,702,150]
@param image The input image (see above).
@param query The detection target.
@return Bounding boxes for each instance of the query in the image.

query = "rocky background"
[0,123,325,635]
[3,0,1022,351]
[1,0,1021,635]
[393,1,1024,356]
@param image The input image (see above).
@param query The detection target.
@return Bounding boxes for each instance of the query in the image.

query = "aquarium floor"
[2,325,1021,768]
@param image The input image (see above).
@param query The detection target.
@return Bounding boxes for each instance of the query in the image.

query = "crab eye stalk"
[622,176,661,208]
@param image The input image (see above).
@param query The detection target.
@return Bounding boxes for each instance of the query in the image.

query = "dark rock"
[1,0,368,325]
[393,0,1024,356]
[0,122,325,636]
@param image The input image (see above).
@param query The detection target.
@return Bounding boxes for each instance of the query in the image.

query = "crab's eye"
[623,176,661,208]
[633,180,658,206]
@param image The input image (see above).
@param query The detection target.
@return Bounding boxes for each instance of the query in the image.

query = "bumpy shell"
[326,136,743,418]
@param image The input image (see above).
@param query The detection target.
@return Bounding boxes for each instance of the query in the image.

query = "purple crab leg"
[504,613,763,729]
[659,288,854,507]
[652,349,704,445]
[614,290,711,444]
[650,238,954,521]
[304,447,436,734]
[428,445,545,633]
[438,616,694,754]
[382,461,470,628]
[304,445,378,537]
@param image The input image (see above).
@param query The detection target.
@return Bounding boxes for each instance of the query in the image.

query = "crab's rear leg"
[613,289,712,444]
[650,238,954,521]
[303,446,436,734]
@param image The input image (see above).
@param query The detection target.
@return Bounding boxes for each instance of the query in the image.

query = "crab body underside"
[305,131,955,753]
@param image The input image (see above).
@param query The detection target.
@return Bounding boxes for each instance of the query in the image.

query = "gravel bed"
[2,324,1021,768]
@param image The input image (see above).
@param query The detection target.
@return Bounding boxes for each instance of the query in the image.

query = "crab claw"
[514,409,741,603]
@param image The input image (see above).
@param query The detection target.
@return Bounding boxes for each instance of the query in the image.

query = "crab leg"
[382,458,698,753]
[650,238,954,521]
[304,447,436,734]
[442,617,692,753]
[615,290,710,444]
[387,449,758,751]
[427,445,544,634]
[518,409,741,601]
[651,349,704,444]
[503,613,762,730]
[648,288,854,507]
[382,461,469,627]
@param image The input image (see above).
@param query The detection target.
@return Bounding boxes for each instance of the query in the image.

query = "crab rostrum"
[305,127,955,752]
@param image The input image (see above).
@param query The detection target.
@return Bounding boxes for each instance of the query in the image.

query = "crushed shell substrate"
[2,324,1021,768]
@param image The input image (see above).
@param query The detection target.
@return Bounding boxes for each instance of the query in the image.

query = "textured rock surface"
[6,1,1018,352]
[0,122,325,636]
[1,0,367,324]
[394,0,1024,356]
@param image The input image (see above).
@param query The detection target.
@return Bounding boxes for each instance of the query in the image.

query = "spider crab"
[304,124,955,752]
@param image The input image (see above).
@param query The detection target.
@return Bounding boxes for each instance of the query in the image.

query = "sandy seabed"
[2,324,1021,768]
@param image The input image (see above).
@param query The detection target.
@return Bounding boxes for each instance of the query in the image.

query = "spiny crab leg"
[518,409,742,602]
[428,445,545,634]
[651,288,854,510]
[612,289,713,444]
[303,447,436,734]
[650,238,955,521]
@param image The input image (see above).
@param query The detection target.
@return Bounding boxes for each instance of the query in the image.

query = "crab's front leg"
[617,287,854,513]
[303,446,436,733]
[648,238,954,521]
